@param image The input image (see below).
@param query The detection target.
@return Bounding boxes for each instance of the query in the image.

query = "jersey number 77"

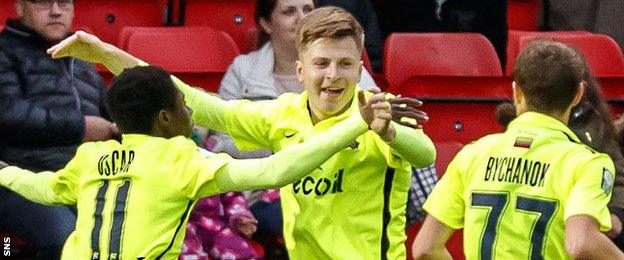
[471,191,558,260]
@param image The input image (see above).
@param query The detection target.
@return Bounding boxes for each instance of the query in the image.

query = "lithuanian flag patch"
[514,136,533,148]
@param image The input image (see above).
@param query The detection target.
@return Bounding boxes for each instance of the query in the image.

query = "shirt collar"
[296,87,362,125]
[507,112,581,143]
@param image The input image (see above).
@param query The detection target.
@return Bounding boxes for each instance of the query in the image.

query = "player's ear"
[157,109,172,127]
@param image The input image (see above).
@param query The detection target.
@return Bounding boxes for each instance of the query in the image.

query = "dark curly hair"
[105,66,178,134]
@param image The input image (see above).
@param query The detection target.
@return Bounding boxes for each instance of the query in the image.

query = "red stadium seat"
[506,30,592,75]
[518,34,624,77]
[384,33,507,143]
[434,142,464,175]
[73,0,171,45]
[125,27,240,92]
[0,1,17,24]
[507,0,541,31]
[183,0,256,53]
[384,33,503,89]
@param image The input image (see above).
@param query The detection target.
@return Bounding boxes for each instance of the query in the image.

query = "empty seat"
[384,33,507,143]
[73,0,170,44]
[507,0,541,31]
[518,34,624,77]
[125,27,240,92]
[506,30,592,75]
[183,0,256,53]
[383,33,503,89]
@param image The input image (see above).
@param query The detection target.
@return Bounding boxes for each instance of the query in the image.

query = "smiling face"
[296,37,362,122]
[16,0,74,42]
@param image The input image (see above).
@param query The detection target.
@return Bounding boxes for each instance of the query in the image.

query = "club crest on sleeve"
[602,167,614,193]
[197,148,215,159]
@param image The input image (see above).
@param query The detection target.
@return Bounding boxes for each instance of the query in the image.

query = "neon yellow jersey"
[38,135,228,259]
[424,112,615,260]
[214,91,413,259]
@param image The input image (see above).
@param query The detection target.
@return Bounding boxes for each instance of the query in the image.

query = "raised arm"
[47,31,237,134]
[214,109,368,191]
[365,93,436,168]
[0,156,78,206]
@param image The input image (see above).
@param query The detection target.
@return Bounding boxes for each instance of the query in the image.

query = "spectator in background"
[0,0,117,258]
[210,0,378,248]
[372,0,508,67]
[315,0,383,72]
[439,0,508,68]
[181,192,260,260]
[540,0,624,51]
[371,0,441,37]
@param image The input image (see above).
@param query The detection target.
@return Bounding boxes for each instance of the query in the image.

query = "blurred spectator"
[440,0,508,68]
[0,0,116,258]
[371,0,441,37]
[372,0,508,66]
[540,0,624,50]
[315,0,383,72]
[180,192,260,260]
[406,165,438,224]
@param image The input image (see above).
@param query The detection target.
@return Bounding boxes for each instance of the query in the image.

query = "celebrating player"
[0,65,401,259]
[412,39,624,259]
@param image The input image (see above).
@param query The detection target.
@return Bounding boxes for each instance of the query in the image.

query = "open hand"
[389,97,429,129]
[47,31,108,63]
[358,91,395,141]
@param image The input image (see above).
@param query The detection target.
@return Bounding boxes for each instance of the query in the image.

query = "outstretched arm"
[47,31,139,76]
[412,215,454,260]
[0,167,68,206]
[565,215,624,259]
[364,93,436,168]
[48,31,235,134]
[213,91,391,192]
[214,108,368,191]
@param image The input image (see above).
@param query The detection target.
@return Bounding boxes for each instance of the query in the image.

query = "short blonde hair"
[295,6,364,54]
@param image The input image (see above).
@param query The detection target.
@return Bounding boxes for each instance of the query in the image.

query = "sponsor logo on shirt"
[293,169,344,196]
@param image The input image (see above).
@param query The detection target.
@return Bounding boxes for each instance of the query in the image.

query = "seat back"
[183,0,256,53]
[125,26,240,92]
[506,30,592,75]
[507,0,541,31]
[383,33,502,89]
[74,0,170,44]
[518,34,624,77]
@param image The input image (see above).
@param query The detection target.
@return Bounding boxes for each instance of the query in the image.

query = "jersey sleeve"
[0,143,86,205]
[170,74,274,151]
[564,154,615,232]
[423,147,468,229]
[173,142,233,200]
[221,99,275,151]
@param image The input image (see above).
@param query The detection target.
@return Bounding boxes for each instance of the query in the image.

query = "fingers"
[47,33,78,58]
[391,107,429,121]
[389,97,423,108]
[357,90,367,108]
[367,86,381,94]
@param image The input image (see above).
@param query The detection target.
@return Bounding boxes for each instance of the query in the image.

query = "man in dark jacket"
[0,1,118,258]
